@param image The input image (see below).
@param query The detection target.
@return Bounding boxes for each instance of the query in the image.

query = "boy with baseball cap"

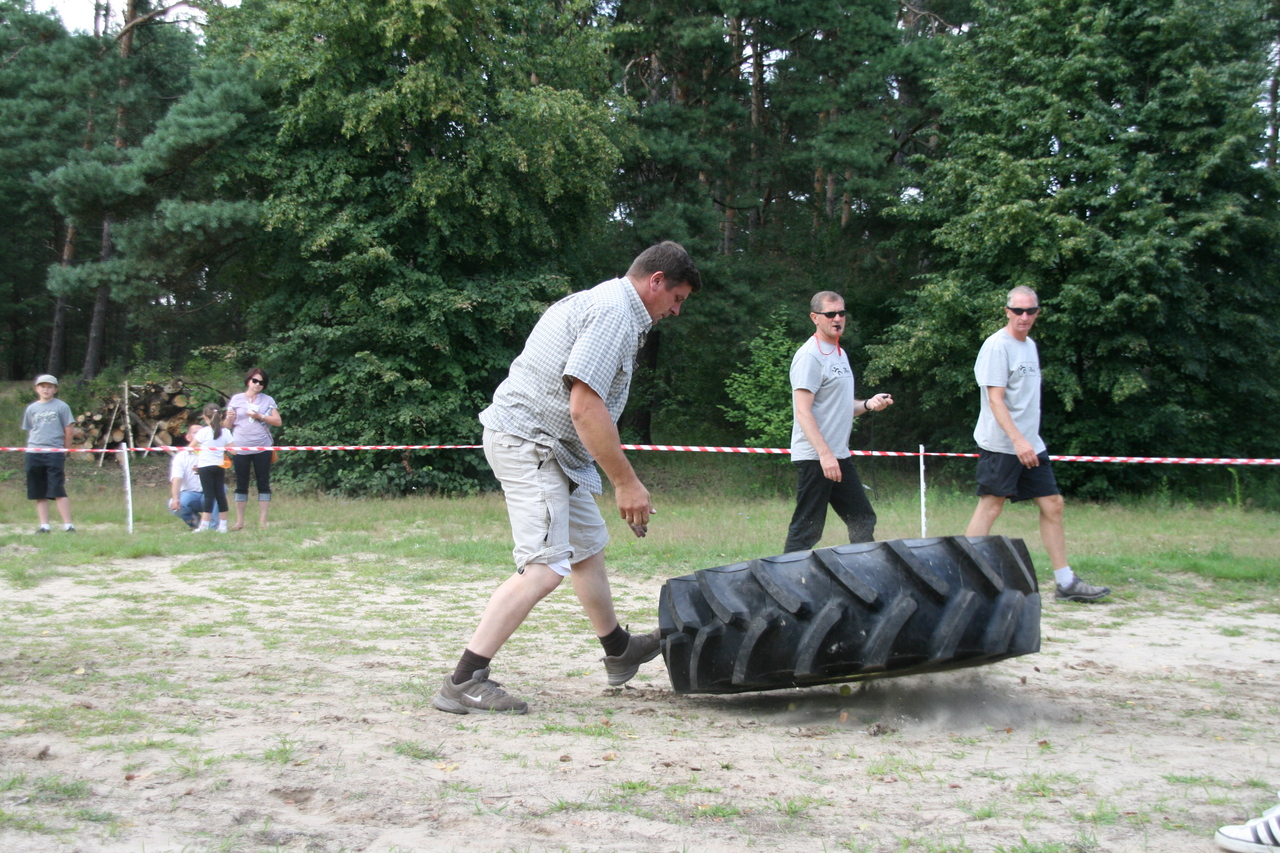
[23,375,75,533]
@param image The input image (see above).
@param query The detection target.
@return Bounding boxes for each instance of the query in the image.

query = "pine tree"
[868,0,1280,492]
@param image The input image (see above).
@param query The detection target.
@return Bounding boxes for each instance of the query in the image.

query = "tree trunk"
[47,221,77,377]
[1268,48,1279,170]
[81,0,138,382]
[81,218,113,380]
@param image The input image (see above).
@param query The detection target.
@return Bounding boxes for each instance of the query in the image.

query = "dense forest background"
[3,0,1278,499]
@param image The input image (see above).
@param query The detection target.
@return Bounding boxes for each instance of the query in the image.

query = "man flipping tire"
[434,242,702,715]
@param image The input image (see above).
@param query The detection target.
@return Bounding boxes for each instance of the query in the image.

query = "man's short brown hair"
[627,241,702,293]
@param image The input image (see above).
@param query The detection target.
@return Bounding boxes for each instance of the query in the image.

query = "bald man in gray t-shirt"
[965,287,1109,603]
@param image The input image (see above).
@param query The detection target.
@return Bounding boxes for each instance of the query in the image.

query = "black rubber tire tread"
[659,535,1041,694]
[747,553,815,617]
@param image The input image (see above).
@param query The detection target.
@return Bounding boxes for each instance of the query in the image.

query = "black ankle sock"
[452,649,492,685]
[599,624,630,658]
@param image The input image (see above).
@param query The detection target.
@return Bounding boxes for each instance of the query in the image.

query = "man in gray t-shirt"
[783,291,893,552]
[965,287,1109,602]
[22,375,75,534]
[433,242,701,716]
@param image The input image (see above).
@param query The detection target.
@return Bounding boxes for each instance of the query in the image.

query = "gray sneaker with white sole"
[433,667,528,715]
[602,628,662,686]
[1055,576,1111,602]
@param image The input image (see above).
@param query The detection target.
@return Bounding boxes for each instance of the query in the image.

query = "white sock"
[64,523,74,530]
[1054,566,1075,587]
[39,524,50,531]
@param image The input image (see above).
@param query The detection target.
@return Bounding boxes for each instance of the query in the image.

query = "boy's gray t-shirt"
[22,398,74,451]
[789,336,855,461]
[973,329,1046,455]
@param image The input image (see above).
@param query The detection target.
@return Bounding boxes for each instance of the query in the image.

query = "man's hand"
[987,386,1038,467]
[866,393,894,412]
[169,498,180,511]
[819,450,842,482]
[568,379,654,539]
[615,480,654,537]
[1013,437,1039,467]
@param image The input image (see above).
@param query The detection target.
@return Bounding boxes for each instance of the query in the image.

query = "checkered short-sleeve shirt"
[479,277,652,493]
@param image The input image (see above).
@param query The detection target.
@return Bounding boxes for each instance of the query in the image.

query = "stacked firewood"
[72,379,224,454]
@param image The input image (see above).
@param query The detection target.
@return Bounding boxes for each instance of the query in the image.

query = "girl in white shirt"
[193,403,233,532]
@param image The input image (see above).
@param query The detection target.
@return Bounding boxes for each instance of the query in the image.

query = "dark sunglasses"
[1006,306,1040,316]
[249,377,266,385]
[815,310,847,318]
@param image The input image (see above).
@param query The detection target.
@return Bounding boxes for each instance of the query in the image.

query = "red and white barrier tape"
[4,444,482,453]
[5,444,1278,465]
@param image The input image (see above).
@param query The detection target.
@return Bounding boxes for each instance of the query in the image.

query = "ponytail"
[202,403,223,440]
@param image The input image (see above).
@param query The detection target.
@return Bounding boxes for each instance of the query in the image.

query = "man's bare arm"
[568,380,653,536]
[794,388,842,482]
[986,386,1038,467]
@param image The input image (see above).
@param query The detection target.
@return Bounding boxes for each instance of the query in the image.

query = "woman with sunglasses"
[223,368,282,530]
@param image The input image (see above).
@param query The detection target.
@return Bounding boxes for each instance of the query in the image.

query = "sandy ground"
[1,552,1277,853]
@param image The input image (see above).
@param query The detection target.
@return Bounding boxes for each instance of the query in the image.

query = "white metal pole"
[919,444,927,538]
[122,381,134,534]
[120,441,133,534]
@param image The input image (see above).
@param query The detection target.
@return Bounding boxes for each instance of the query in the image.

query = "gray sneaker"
[433,668,528,715]
[1055,576,1111,602]
[602,628,662,686]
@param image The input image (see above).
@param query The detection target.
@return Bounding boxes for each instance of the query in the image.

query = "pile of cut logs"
[72,380,225,455]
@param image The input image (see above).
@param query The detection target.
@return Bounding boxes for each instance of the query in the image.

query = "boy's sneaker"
[602,628,662,686]
[64,524,75,533]
[433,668,528,715]
[1055,576,1111,602]
[1215,791,1280,852]
[36,526,50,534]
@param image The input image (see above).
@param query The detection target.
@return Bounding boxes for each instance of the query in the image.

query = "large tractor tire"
[658,535,1040,694]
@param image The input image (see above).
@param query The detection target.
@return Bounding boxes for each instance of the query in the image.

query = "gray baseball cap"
[34,374,59,386]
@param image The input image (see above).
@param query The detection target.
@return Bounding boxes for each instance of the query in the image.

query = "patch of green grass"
[0,807,52,832]
[1071,798,1122,825]
[87,736,177,755]
[32,775,90,801]
[1015,772,1082,799]
[994,840,1069,853]
[770,794,829,818]
[693,801,740,819]
[262,733,302,764]
[866,752,935,780]
[540,721,618,739]
[0,563,65,589]
[1162,773,1225,787]
[390,740,444,761]
[614,780,658,795]
[6,703,151,738]
[961,800,1001,820]
[170,746,222,778]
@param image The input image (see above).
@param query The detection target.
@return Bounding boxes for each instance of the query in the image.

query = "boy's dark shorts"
[26,453,68,500]
[975,449,1059,503]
